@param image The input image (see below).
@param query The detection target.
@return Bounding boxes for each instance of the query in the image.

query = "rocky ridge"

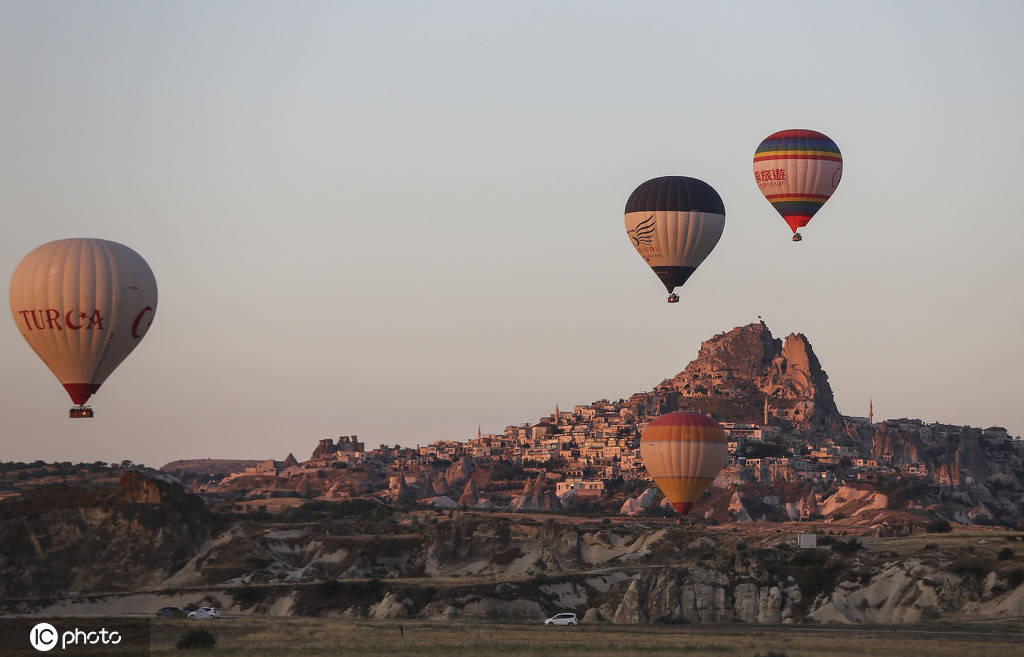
[652,321,841,432]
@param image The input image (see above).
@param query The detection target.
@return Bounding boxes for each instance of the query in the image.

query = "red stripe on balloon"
[754,153,842,162]
[64,383,100,405]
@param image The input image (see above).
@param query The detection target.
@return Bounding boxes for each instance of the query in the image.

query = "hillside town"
[172,323,1023,528]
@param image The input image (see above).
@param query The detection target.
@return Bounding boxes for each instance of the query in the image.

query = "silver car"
[544,612,577,626]
[187,607,220,619]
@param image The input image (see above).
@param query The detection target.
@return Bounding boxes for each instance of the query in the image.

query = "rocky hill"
[161,459,266,478]
[0,469,210,598]
[639,321,841,432]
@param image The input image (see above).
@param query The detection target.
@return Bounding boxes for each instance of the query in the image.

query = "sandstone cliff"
[0,469,210,598]
[652,322,840,431]
[9,512,1021,625]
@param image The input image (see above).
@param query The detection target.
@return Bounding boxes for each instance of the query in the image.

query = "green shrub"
[926,519,952,533]
[952,563,987,578]
[997,547,1014,561]
[1007,569,1024,588]
[315,580,343,597]
[234,586,269,608]
[176,629,215,650]
[790,550,827,567]
[832,538,863,553]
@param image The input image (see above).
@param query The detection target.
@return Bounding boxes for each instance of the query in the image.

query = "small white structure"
[797,533,817,549]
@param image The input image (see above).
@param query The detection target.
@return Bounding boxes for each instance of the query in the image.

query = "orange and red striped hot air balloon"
[640,411,727,515]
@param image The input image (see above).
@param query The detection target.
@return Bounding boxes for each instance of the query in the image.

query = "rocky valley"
[2,321,1022,626]
[1,470,1023,625]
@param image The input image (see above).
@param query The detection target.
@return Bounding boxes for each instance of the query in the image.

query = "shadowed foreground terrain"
[148,617,1023,657]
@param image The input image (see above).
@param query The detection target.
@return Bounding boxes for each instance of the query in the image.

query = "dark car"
[155,607,188,618]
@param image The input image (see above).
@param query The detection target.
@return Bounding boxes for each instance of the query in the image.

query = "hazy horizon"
[2,1,1022,465]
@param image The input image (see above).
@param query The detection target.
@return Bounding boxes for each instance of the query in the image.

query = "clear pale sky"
[2,1,1021,466]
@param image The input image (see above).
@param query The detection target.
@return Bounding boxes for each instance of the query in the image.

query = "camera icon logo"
[29,622,59,651]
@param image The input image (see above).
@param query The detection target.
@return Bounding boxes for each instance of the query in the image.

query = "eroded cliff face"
[657,322,840,431]
[868,422,1024,521]
[4,510,1022,624]
[0,470,210,598]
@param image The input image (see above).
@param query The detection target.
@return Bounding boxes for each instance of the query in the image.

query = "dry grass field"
[150,617,1024,657]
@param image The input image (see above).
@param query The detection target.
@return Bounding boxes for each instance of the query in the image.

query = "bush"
[998,548,1014,561]
[926,519,952,533]
[315,580,343,597]
[832,538,863,554]
[952,563,988,579]
[790,550,827,567]
[176,629,215,650]
[1007,569,1024,589]
[234,586,269,608]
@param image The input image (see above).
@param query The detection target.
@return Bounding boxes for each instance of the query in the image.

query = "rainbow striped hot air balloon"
[753,129,842,242]
[640,412,727,515]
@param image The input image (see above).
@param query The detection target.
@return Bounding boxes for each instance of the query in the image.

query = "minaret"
[869,399,873,424]
[763,396,769,426]
[555,403,559,422]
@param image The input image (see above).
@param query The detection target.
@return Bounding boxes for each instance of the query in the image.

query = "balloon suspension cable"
[69,405,94,419]
[667,293,680,304]
[792,232,803,242]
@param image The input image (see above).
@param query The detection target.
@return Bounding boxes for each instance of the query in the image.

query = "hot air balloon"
[624,176,725,303]
[753,129,842,242]
[9,238,158,418]
[640,411,726,515]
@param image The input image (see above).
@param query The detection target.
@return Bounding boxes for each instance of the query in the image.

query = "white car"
[187,607,220,619]
[544,612,577,626]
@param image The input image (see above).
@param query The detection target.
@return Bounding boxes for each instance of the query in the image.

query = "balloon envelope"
[9,238,158,408]
[624,176,725,297]
[640,411,727,515]
[753,129,842,234]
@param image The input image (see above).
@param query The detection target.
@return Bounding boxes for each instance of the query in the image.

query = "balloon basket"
[792,233,802,242]
[667,294,679,303]
[69,406,94,419]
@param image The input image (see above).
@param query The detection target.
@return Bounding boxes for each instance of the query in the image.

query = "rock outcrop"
[0,470,210,598]
[656,322,840,432]
[458,480,480,507]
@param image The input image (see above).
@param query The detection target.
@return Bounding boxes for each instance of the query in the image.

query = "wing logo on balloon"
[627,215,656,247]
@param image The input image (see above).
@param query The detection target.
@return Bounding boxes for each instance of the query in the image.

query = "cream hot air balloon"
[640,411,727,515]
[9,238,157,418]
[625,176,725,303]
